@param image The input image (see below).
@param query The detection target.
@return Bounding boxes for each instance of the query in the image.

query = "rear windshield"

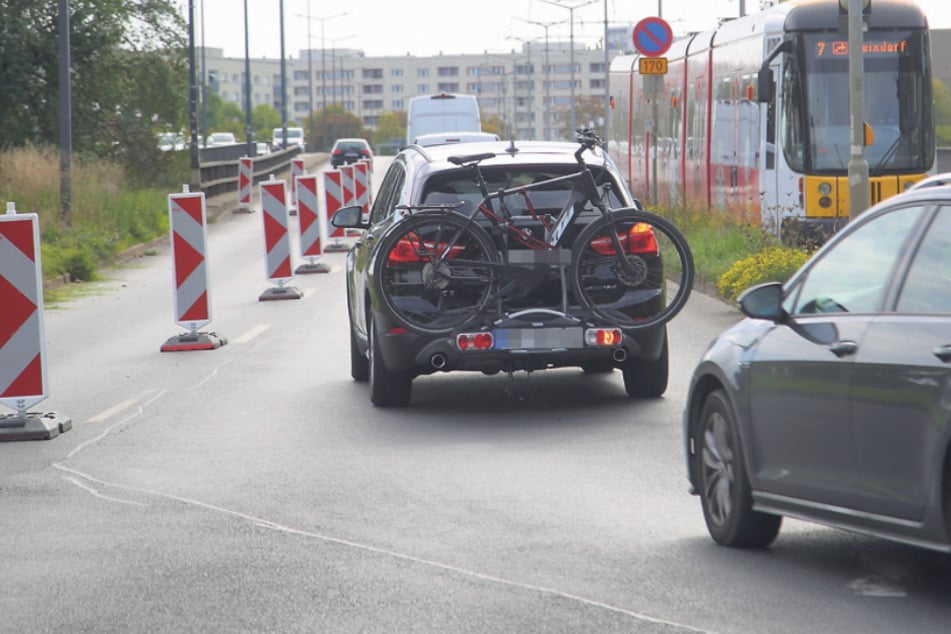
[421,165,624,216]
[337,141,367,150]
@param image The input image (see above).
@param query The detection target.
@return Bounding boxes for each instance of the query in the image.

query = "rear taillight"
[456,332,494,350]
[584,328,622,346]
[332,149,343,156]
[588,222,658,256]
[387,235,466,263]
[360,149,371,156]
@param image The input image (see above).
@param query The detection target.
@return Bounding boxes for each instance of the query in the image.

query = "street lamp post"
[539,0,598,137]
[297,10,347,151]
[516,17,567,140]
[243,0,253,157]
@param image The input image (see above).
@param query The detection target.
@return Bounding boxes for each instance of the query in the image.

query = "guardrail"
[198,145,302,199]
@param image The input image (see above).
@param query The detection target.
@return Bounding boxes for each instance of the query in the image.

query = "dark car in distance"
[331,138,373,170]
[684,184,951,553]
[332,139,690,406]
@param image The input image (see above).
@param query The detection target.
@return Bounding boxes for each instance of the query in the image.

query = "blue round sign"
[632,16,673,58]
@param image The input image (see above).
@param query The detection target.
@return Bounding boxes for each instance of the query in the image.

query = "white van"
[272,126,305,150]
[406,93,481,147]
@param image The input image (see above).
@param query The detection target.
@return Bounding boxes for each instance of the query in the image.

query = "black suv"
[332,138,691,406]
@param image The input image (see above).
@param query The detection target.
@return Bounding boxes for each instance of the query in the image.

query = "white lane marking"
[848,576,908,598]
[63,390,168,460]
[233,323,271,344]
[51,463,713,633]
[62,476,147,506]
[87,389,161,423]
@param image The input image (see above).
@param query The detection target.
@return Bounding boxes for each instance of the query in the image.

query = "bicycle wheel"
[570,208,694,329]
[374,211,500,334]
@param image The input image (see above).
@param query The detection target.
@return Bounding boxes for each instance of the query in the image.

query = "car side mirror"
[737,282,785,321]
[331,205,368,229]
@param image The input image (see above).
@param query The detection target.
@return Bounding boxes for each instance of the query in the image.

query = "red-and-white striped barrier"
[353,160,370,220]
[0,202,71,441]
[323,170,347,251]
[259,178,302,300]
[294,174,330,274]
[339,164,359,239]
[234,156,253,213]
[289,157,305,213]
[162,187,226,352]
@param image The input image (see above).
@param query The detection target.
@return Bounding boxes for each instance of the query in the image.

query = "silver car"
[684,184,951,552]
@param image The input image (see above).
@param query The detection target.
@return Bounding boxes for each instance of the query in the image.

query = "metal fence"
[199,145,302,199]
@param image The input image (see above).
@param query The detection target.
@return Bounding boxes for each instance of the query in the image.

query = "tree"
[252,103,282,140]
[934,79,951,147]
[553,95,608,140]
[371,110,406,153]
[0,1,187,182]
[312,104,366,145]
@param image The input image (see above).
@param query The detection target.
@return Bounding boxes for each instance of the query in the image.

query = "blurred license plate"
[492,328,582,350]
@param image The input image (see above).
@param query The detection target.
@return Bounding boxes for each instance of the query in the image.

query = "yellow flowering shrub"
[717,246,811,302]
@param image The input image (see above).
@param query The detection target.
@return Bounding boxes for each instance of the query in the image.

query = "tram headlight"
[818,182,833,195]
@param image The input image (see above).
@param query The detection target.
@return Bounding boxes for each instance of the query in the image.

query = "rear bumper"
[373,309,666,376]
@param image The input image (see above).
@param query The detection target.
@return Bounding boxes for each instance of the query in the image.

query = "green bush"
[717,246,811,302]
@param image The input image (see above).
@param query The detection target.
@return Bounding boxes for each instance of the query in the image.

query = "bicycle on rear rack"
[372,129,695,335]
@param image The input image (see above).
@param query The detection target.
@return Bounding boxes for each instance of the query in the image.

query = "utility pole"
[516,17,567,140]
[540,0,599,137]
[279,0,288,149]
[188,0,200,191]
[846,0,869,218]
[58,0,72,226]
[243,0,253,157]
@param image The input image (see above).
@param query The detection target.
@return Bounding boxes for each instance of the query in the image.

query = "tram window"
[781,62,805,172]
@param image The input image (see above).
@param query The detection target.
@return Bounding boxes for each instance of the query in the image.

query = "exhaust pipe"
[430,353,447,370]
[612,348,627,363]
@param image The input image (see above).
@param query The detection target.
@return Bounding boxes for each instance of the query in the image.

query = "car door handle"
[828,340,858,357]
[933,345,951,363]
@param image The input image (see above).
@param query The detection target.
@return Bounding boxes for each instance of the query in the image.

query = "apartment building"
[199,27,630,145]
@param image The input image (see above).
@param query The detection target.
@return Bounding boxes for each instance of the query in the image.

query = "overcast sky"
[189,0,951,60]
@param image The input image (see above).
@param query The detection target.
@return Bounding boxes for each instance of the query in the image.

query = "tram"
[607,0,935,236]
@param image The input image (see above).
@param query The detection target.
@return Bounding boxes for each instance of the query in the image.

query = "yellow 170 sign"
[638,57,668,75]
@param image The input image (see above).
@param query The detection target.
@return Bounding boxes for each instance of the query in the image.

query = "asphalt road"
[2,156,950,633]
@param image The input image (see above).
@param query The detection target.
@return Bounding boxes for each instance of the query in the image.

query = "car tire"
[697,389,782,548]
[621,330,668,398]
[350,322,369,382]
[368,315,412,407]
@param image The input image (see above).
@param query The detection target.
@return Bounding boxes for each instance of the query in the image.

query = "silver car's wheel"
[698,390,781,548]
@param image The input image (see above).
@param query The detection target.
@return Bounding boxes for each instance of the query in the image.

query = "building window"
[590,78,605,89]
[437,66,459,77]
[418,83,429,93]
[589,62,606,73]
[391,68,403,77]
[362,68,383,79]
[437,82,460,92]
[391,84,403,93]
[417,68,429,77]
[392,99,404,110]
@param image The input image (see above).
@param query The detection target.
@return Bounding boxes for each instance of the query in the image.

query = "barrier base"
[233,205,254,214]
[259,286,303,301]
[161,331,228,352]
[0,412,73,442]
[289,206,298,216]
[295,262,331,274]
[324,241,350,252]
